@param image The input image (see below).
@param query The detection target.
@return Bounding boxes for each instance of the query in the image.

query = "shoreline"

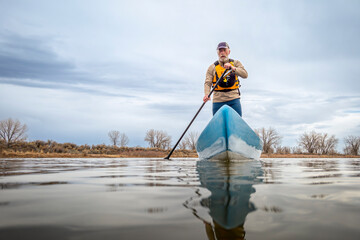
[0,151,358,159]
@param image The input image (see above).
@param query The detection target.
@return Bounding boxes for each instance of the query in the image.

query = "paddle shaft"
[164,69,232,159]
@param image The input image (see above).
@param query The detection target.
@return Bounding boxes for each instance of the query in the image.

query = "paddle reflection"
[188,159,263,240]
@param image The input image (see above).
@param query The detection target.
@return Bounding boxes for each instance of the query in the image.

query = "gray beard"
[219,56,229,64]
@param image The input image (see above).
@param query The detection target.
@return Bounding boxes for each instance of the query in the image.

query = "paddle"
[164,68,232,159]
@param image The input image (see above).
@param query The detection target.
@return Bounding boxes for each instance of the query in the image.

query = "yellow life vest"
[212,59,240,92]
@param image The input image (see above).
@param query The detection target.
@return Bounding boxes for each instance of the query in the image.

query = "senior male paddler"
[164,42,249,159]
[203,42,248,116]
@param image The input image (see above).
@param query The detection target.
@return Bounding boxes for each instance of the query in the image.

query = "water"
[0,158,359,240]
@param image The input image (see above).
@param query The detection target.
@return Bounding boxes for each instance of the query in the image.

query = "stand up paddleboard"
[196,105,263,160]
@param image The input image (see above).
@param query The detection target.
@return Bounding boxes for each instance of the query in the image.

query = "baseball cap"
[217,42,230,50]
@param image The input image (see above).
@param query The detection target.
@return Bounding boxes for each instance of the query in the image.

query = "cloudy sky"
[0,0,359,150]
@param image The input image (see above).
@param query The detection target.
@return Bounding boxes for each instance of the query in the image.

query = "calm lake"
[0,158,359,240]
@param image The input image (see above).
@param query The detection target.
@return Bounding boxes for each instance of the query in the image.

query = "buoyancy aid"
[212,59,240,92]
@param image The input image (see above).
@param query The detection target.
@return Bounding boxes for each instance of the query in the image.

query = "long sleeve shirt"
[204,59,248,103]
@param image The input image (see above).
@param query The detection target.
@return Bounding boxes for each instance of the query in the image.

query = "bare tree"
[183,131,199,150]
[291,146,303,154]
[144,129,156,148]
[119,133,129,147]
[275,146,291,154]
[343,135,360,155]
[178,140,188,150]
[298,131,321,154]
[108,130,120,146]
[318,133,338,155]
[255,127,282,154]
[0,118,28,147]
[144,129,172,149]
[157,130,171,149]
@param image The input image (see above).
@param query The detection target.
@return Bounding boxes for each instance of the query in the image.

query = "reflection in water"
[1,158,359,239]
[0,181,68,190]
[0,158,130,176]
[298,160,339,172]
[186,160,263,240]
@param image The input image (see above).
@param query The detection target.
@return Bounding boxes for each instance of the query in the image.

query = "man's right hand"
[203,96,211,102]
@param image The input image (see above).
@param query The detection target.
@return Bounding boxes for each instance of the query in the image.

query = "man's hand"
[203,96,211,102]
[224,63,235,71]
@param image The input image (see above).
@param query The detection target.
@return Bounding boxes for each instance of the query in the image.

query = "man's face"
[217,48,230,60]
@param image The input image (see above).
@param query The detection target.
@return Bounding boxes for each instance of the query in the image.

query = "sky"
[0,0,359,151]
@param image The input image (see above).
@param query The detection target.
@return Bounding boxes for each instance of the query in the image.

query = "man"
[203,42,248,116]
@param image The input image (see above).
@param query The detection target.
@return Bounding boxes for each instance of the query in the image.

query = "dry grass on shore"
[260,153,359,158]
[0,149,198,158]
[1,140,358,159]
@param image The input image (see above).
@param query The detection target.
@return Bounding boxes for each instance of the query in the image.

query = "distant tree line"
[255,127,360,155]
[1,118,360,155]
